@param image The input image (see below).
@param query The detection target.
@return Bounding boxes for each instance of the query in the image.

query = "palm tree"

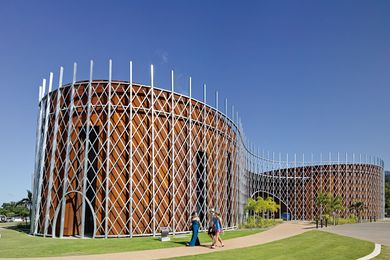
[315,192,331,221]
[329,195,344,225]
[16,190,33,224]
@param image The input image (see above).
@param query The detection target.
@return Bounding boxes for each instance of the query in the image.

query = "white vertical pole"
[320,153,323,192]
[215,91,219,210]
[286,153,289,221]
[151,64,156,237]
[188,77,192,217]
[345,152,348,218]
[294,153,297,220]
[256,148,259,186]
[171,70,175,234]
[44,69,63,236]
[231,105,235,224]
[42,72,54,236]
[337,152,340,198]
[272,152,275,204]
[203,84,207,221]
[272,152,275,218]
[129,61,133,237]
[360,154,362,203]
[311,153,314,220]
[353,153,356,203]
[48,74,53,93]
[34,77,50,235]
[278,152,281,219]
[320,153,323,220]
[329,152,332,194]
[31,84,44,234]
[235,110,239,222]
[59,63,77,238]
[81,61,93,238]
[224,98,228,226]
[42,79,46,97]
[302,153,305,220]
[38,85,42,101]
[105,59,113,238]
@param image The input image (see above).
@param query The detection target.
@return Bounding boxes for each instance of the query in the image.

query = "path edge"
[357,243,381,260]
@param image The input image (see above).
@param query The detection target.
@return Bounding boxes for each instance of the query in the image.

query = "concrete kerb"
[357,243,381,260]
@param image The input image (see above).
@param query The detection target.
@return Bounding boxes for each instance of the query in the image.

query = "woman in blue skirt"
[186,212,200,246]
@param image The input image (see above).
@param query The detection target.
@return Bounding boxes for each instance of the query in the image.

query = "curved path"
[1,222,314,260]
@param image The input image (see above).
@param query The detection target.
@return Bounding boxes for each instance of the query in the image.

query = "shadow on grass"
[4,224,30,234]
[303,226,317,230]
[171,241,188,246]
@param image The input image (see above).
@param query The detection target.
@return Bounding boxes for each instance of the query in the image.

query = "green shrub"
[336,215,358,225]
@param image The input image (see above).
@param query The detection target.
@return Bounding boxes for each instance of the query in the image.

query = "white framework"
[31,61,385,238]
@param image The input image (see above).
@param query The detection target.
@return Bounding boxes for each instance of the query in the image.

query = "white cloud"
[161,51,168,64]
[155,50,169,64]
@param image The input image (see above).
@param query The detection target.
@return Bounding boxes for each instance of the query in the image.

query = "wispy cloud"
[161,51,168,64]
[155,50,169,64]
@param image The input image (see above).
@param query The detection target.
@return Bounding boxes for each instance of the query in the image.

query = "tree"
[329,195,344,225]
[349,201,364,222]
[1,202,18,216]
[315,192,331,220]
[265,197,280,218]
[16,190,33,224]
[385,183,390,216]
[245,198,257,216]
[246,196,280,224]
[256,197,267,218]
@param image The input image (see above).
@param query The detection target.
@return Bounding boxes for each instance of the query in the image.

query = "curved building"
[31,61,385,238]
[248,162,384,221]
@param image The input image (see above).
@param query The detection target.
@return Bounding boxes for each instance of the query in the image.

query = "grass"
[169,230,374,260]
[0,222,19,227]
[0,227,263,258]
[374,246,390,259]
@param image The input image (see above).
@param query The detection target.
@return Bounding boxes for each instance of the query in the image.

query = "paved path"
[1,222,314,260]
[324,222,390,247]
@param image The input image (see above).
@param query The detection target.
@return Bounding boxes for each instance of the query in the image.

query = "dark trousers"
[188,229,200,246]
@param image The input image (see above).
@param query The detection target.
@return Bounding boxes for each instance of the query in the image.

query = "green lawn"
[0,222,19,227]
[374,246,390,259]
[0,227,263,258]
[170,230,374,260]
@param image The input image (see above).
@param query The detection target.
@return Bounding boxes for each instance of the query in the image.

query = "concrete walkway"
[2,222,314,260]
[324,222,390,247]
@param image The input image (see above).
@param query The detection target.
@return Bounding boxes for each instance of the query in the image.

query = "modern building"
[31,61,385,238]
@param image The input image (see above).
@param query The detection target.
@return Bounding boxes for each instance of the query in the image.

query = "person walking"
[207,208,215,239]
[186,212,200,246]
[211,212,224,248]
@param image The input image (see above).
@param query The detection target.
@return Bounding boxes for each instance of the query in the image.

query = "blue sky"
[0,0,389,204]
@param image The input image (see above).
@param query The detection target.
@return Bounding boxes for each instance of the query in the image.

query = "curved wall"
[31,63,385,238]
[32,80,239,238]
[249,163,384,220]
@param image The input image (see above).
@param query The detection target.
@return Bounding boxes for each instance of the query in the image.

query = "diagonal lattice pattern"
[33,78,240,238]
[32,64,385,238]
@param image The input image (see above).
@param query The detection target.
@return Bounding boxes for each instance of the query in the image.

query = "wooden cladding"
[34,81,239,237]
